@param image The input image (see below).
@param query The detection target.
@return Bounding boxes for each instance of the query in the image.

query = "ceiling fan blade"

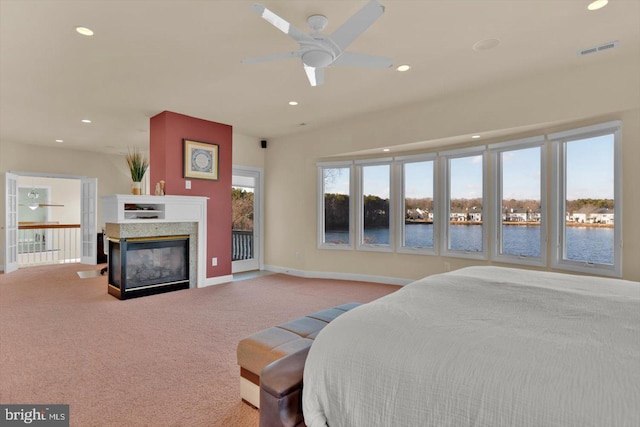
[332,52,393,68]
[304,65,324,86]
[19,203,64,208]
[251,3,314,43]
[242,51,301,64]
[330,0,385,51]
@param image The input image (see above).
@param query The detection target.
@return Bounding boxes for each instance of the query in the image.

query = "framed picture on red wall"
[183,139,219,181]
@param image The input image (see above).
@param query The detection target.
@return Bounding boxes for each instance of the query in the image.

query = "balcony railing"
[18,223,81,267]
[232,229,253,261]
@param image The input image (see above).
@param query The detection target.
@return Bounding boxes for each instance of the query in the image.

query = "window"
[490,137,546,266]
[550,121,622,276]
[317,162,353,249]
[441,147,487,259]
[397,154,437,254]
[357,159,392,251]
[316,121,622,278]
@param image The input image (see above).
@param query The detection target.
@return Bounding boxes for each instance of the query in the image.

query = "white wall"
[232,132,266,169]
[262,54,640,282]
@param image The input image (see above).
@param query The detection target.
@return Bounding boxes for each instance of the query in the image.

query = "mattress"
[302,266,640,427]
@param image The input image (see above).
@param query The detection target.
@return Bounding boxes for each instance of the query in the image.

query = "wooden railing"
[232,229,253,261]
[18,223,81,266]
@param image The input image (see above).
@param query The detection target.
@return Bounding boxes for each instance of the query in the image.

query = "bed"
[302,266,640,427]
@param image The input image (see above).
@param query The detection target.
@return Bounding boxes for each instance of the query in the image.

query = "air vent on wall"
[578,41,618,57]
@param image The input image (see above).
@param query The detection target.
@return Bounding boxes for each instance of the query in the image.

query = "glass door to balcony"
[232,167,262,273]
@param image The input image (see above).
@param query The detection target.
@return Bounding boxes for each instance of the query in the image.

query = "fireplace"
[108,235,190,300]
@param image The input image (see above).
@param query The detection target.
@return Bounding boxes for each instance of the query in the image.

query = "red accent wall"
[150,111,232,279]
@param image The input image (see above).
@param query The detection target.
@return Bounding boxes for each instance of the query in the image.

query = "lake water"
[326,224,614,265]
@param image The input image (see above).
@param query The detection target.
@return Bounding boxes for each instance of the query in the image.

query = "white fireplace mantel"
[102,194,208,287]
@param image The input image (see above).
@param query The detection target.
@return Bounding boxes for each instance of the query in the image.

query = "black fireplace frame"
[108,235,190,300]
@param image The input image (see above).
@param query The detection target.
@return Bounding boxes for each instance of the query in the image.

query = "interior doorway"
[3,172,97,273]
[232,167,263,274]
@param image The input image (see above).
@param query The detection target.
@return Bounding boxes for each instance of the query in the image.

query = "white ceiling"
[1,0,639,155]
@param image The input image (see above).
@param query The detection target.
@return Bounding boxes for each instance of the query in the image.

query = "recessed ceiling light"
[81,119,91,123]
[383,148,390,152]
[75,26,94,36]
[471,135,481,139]
[55,139,64,143]
[588,0,608,11]
[288,101,298,106]
[396,64,411,72]
[472,38,500,51]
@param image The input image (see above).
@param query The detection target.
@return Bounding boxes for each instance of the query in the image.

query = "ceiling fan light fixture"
[28,203,39,210]
[302,50,334,68]
[588,0,608,11]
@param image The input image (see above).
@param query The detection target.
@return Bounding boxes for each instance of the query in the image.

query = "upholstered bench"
[237,302,361,408]
[260,346,310,427]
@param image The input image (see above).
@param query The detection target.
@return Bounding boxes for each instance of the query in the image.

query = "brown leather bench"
[236,302,361,408]
[259,346,310,427]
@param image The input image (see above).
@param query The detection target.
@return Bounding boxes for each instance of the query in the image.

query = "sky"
[324,134,615,201]
[363,164,390,198]
[404,161,433,199]
[566,134,614,199]
[501,147,540,200]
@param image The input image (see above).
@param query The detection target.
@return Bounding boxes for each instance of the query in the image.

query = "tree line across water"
[324,193,614,229]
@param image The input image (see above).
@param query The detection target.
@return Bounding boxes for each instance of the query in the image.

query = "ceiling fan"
[242,0,393,86]
[19,188,64,210]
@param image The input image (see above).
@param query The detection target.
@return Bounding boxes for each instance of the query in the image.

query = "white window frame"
[317,161,354,250]
[549,121,622,277]
[490,136,547,267]
[395,153,438,255]
[440,146,488,260]
[355,158,394,252]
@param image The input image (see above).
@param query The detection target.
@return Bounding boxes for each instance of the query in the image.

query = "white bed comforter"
[302,266,640,427]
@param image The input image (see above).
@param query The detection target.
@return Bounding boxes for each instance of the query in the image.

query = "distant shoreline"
[405,220,613,228]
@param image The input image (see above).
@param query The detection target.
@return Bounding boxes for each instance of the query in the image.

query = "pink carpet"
[0,264,398,426]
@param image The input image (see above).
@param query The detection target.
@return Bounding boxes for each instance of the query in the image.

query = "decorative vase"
[131,181,142,195]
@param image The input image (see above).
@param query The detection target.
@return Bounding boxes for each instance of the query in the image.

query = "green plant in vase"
[125,148,149,195]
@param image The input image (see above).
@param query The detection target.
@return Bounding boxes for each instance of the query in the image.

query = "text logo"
[1,405,68,426]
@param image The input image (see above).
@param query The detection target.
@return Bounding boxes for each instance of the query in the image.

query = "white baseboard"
[202,274,234,287]
[263,265,411,286]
